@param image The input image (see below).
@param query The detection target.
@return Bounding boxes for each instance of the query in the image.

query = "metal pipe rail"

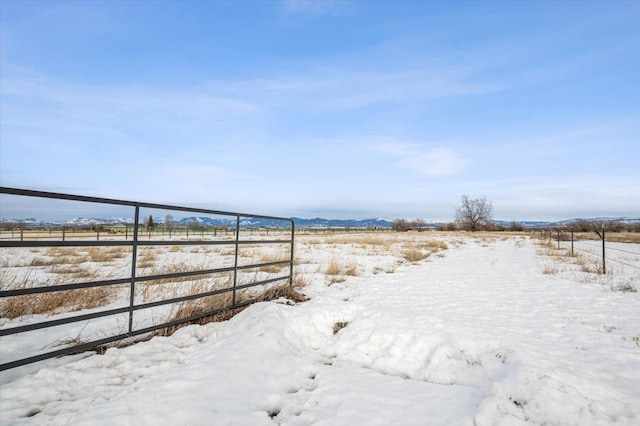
[0,187,295,371]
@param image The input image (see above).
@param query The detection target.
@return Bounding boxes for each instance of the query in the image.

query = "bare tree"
[392,218,410,232]
[412,218,427,232]
[165,214,174,237]
[455,195,493,232]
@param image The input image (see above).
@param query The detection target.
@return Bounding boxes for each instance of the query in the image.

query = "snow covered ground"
[1,234,639,425]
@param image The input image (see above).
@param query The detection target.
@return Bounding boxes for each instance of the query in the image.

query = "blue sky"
[1,0,639,221]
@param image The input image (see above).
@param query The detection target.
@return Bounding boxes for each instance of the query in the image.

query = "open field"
[1,232,639,425]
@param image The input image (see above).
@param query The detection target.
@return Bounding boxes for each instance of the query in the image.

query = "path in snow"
[1,236,639,425]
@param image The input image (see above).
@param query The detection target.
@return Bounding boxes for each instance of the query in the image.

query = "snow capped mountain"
[64,217,133,226]
[290,217,392,229]
[3,216,638,229]
[177,217,234,227]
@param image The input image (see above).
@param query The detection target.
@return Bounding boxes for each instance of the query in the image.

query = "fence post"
[232,216,240,306]
[289,221,295,288]
[571,226,574,257]
[602,224,606,274]
[129,206,140,334]
[557,229,560,250]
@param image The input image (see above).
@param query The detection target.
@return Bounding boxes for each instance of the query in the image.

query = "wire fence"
[571,240,640,272]
[544,226,640,275]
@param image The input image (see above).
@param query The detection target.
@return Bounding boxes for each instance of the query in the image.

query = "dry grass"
[611,280,637,293]
[257,253,289,273]
[1,273,116,319]
[254,284,308,303]
[536,239,637,293]
[30,254,86,267]
[292,270,311,288]
[87,247,127,263]
[157,283,307,336]
[157,291,234,335]
[572,232,640,244]
[541,262,559,275]
[573,254,603,274]
[403,248,429,262]
[333,321,349,335]
[219,247,237,256]
[344,262,358,276]
[324,257,343,275]
[49,264,101,281]
[26,246,127,268]
[324,257,358,276]
[138,272,232,303]
[145,261,209,283]
[137,248,158,268]
[46,247,81,257]
[419,240,449,251]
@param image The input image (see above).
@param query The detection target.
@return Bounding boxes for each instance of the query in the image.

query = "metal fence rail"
[0,187,295,371]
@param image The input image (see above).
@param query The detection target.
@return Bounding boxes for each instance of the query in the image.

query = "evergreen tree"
[146,215,156,230]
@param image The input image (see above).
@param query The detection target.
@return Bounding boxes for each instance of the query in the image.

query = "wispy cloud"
[1,65,259,125]
[371,141,469,177]
[0,64,264,162]
[211,67,500,111]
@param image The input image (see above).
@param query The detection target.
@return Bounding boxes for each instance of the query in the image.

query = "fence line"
[550,224,640,275]
[0,187,295,371]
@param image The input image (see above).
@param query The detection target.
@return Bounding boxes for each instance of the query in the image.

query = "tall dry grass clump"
[421,240,449,251]
[403,248,429,262]
[325,257,343,275]
[324,257,358,276]
[1,272,116,319]
[87,247,127,263]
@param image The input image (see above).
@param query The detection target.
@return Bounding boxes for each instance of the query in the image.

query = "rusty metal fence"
[0,187,295,371]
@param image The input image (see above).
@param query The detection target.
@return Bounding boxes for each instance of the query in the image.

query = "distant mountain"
[291,217,392,229]
[174,216,393,229]
[176,216,234,227]
[495,217,640,228]
[552,217,640,225]
[3,216,638,229]
[64,217,133,226]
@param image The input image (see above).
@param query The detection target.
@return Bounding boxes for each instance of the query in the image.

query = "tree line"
[391,196,640,233]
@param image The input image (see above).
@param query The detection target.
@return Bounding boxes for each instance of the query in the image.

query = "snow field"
[1,233,639,425]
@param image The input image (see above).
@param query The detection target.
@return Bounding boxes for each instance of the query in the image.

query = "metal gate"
[0,187,295,371]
